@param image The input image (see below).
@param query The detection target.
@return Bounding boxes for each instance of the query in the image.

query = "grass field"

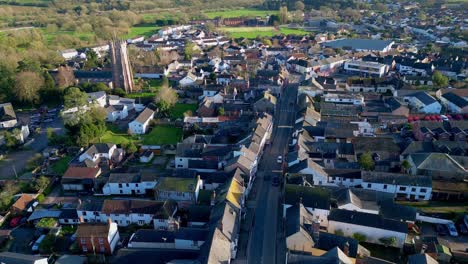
[204,9,278,19]
[123,25,161,39]
[142,125,182,145]
[170,103,198,119]
[41,29,94,44]
[99,130,137,145]
[50,156,72,174]
[397,200,468,219]
[218,26,309,38]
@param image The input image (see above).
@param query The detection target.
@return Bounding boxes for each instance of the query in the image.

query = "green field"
[218,26,309,38]
[123,25,161,39]
[41,29,94,44]
[50,156,72,174]
[170,103,198,119]
[204,9,278,19]
[142,125,182,145]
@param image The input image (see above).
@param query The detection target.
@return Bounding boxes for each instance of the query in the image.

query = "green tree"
[358,151,375,171]
[125,142,138,154]
[3,131,18,148]
[34,176,50,192]
[432,71,448,87]
[0,64,15,102]
[352,233,367,243]
[379,237,397,247]
[64,87,88,109]
[401,160,411,173]
[184,41,196,60]
[85,49,99,69]
[39,234,56,254]
[218,107,225,116]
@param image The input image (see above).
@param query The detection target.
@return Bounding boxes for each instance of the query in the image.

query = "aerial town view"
[0,0,466,263]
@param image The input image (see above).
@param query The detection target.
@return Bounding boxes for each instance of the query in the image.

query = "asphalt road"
[247,83,298,264]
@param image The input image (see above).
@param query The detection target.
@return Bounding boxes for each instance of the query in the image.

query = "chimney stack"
[79,216,84,223]
[211,190,216,206]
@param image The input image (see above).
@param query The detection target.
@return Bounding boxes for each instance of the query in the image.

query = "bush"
[352,232,367,243]
[36,194,45,203]
[335,229,344,236]
[36,218,57,229]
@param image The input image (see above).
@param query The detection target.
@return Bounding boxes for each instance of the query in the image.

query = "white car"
[446,223,459,237]
[276,156,283,164]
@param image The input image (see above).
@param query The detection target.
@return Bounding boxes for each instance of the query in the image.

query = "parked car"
[436,224,448,236]
[446,223,459,237]
[32,234,46,252]
[9,216,22,228]
[276,155,282,164]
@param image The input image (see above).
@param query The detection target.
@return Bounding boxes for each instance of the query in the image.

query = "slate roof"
[328,209,408,233]
[408,92,437,105]
[322,38,393,52]
[285,203,314,237]
[287,247,353,264]
[285,185,331,210]
[379,200,417,222]
[442,92,468,108]
[0,103,16,122]
[316,232,359,258]
[0,252,47,264]
[108,173,141,183]
[361,171,432,187]
[112,248,199,264]
[408,254,438,264]
[84,143,115,156]
[410,153,466,174]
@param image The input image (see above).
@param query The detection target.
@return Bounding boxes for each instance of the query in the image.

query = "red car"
[9,216,22,228]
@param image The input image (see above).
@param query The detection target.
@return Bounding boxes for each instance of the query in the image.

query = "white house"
[128,108,155,135]
[288,159,337,187]
[404,92,442,114]
[155,176,203,203]
[179,72,198,87]
[77,199,177,228]
[323,93,364,105]
[102,172,158,196]
[105,105,128,122]
[79,143,118,163]
[327,209,408,248]
[87,91,107,108]
[344,60,388,77]
[361,171,432,200]
[0,103,18,128]
[60,49,79,60]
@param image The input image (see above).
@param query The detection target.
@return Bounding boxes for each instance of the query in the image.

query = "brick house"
[76,221,120,255]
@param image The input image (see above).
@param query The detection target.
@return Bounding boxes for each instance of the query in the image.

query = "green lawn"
[397,200,468,215]
[126,92,157,99]
[41,29,94,44]
[99,130,138,145]
[123,25,161,39]
[51,156,72,174]
[170,103,198,119]
[204,8,278,19]
[142,125,182,145]
[218,26,309,38]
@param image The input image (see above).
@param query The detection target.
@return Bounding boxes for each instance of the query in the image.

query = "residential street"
[247,83,298,264]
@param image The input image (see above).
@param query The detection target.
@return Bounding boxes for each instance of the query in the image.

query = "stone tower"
[109,40,134,93]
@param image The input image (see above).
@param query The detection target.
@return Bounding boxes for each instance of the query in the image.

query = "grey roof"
[0,103,16,121]
[55,255,86,264]
[0,252,47,264]
[322,38,393,52]
[442,92,468,108]
[408,92,437,105]
[285,203,314,237]
[285,185,331,210]
[316,232,359,258]
[112,248,199,264]
[108,173,141,183]
[379,201,417,222]
[134,108,154,124]
[287,247,352,264]
[130,229,176,243]
[328,209,408,233]
[27,209,62,221]
[361,256,396,264]
[408,254,438,264]
[361,171,432,187]
[84,143,115,156]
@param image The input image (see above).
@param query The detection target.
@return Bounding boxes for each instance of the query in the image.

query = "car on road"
[436,224,448,236]
[446,223,459,237]
[276,155,282,164]
[272,176,279,187]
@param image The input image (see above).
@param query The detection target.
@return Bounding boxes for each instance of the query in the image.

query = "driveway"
[9,227,35,254]
[0,113,64,180]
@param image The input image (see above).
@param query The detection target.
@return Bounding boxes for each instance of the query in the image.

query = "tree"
[63,87,88,109]
[358,151,375,171]
[84,49,99,69]
[218,107,225,116]
[279,6,289,24]
[432,71,448,87]
[125,142,138,154]
[56,66,75,88]
[335,229,344,236]
[401,160,411,173]
[34,176,50,192]
[352,233,367,243]
[294,1,305,11]
[0,64,14,102]
[379,237,397,247]
[14,71,44,104]
[184,41,196,60]
[154,85,178,113]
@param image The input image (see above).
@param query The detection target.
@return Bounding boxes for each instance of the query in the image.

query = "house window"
[177,165,183,168]
[135,184,139,187]
[138,220,144,225]
[115,214,119,217]
[367,183,372,188]
[138,214,144,217]
[420,188,427,193]
[64,219,69,223]
[118,184,122,188]
[93,212,99,216]
[411,188,416,192]
[126,183,129,187]
[350,179,354,182]
[137,190,140,193]
[80,238,87,244]
[82,246,88,252]
[331,177,336,181]
[127,220,130,224]
[82,211,87,216]
[383,184,387,190]
[120,190,123,194]
[399,186,406,191]
[419,195,425,199]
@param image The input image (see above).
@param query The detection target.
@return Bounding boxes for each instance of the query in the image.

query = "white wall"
[328,221,407,248]
[338,203,379,215]
[361,182,432,200]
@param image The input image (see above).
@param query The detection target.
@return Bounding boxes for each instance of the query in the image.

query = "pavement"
[246,82,298,264]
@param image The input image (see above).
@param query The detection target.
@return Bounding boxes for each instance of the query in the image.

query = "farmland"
[204,8,278,19]
[217,26,309,38]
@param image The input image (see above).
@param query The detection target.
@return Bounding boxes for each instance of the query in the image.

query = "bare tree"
[56,66,75,88]
[14,71,44,104]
